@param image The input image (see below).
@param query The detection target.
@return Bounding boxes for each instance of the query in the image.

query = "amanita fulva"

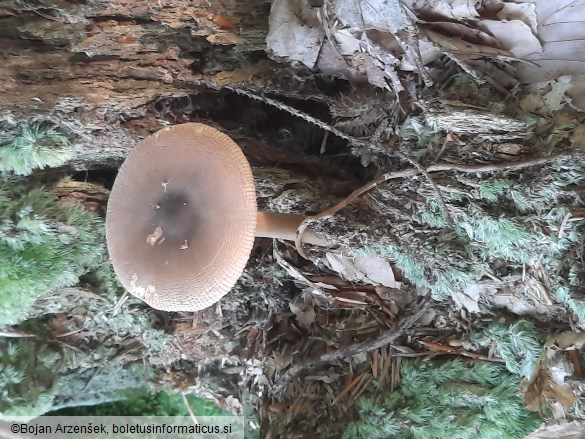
[106,123,328,311]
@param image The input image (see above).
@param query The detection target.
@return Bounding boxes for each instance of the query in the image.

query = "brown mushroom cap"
[105,123,257,311]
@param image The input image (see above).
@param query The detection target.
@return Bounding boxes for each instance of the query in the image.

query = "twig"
[425,154,573,173]
[556,236,585,276]
[0,330,37,338]
[225,87,366,147]
[320,131,329,155]
[332,372,365,405]
[558,212,572,239]
[182,394,199,426]
[82,367,103,391]
[274,299,431,390]
[294,153,574,257]
[178,76,369,148]
[30,8,62,22]
[392,349,505,363]
[55,328,85,338]
[397,151,453,226]
[111,290,129,316]
[435,133,456,162]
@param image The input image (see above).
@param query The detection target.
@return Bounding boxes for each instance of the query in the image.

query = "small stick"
[0,330,37,338]
[295,153,575,258]
[182,394,200,426]
[275,299,431,389]
[397,151,453,226]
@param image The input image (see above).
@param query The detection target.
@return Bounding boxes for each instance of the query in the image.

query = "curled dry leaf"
[545,331,585,351]
[289,301,317,329]
[478,19,541,58]
[423,21,506,49]
[420,27,513,60]
[524,334,580,415]
[266,0,322,68]
[325,252,401,289]
[451,283,488,314]
[513,1,585,109]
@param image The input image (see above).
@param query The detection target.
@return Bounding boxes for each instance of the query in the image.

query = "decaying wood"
[0,0,323,170]
[1,0,269,109]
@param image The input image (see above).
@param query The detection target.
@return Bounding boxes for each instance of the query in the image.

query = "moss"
[51,388,227,416]
[343,359,541,439]
[0,118,75,176]
[349,156,585,309]
[0,339,61,420]
[470,321,543,379]
[0,183,105,326]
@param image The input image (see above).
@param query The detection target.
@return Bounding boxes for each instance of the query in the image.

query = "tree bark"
[0,0,316,166]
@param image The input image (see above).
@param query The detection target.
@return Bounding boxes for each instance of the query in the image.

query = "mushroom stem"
[255,211,330,246]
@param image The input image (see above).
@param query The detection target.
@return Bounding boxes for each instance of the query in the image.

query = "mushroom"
[106,123,328,312]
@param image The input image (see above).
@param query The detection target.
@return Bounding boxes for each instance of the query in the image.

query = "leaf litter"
[267,0,585,110]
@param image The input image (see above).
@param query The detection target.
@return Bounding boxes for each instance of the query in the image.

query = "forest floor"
[2,1,585,438]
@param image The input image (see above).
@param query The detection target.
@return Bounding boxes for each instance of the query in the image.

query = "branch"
[273,299,431,392]
[295,153,576,258]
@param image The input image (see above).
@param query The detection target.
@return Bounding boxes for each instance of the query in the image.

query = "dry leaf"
[349,52,389,89]
[514,1,585,109]
[440,0,479,20]
[478,19,542,58]
[326,252,362,280]
[570,124,585,148]
[524,338,579,415]
[289,302,316,329]
[520,76,574,115]
[333,29,361,55]
[408,0,479,20]
[266,0,322,68]
[492,289,550,316]
[546,332,585,350]
[496,2,538,33]
[524,421,585,439]
[451,283,487,313]
[335,0,408,33]
[317,42,357,80]
[519,93,545,113]
[353,255,401,289]
[525,362,576,414]
[326,252,401,288]
[542,76,574,112]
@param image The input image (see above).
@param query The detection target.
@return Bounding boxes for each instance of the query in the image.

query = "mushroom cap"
[106,123,257,311]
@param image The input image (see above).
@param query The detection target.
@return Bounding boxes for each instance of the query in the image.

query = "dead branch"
[0,330,38,338]
[295,153,576,257]
[397,151,453,226]
[273,299,431,392]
